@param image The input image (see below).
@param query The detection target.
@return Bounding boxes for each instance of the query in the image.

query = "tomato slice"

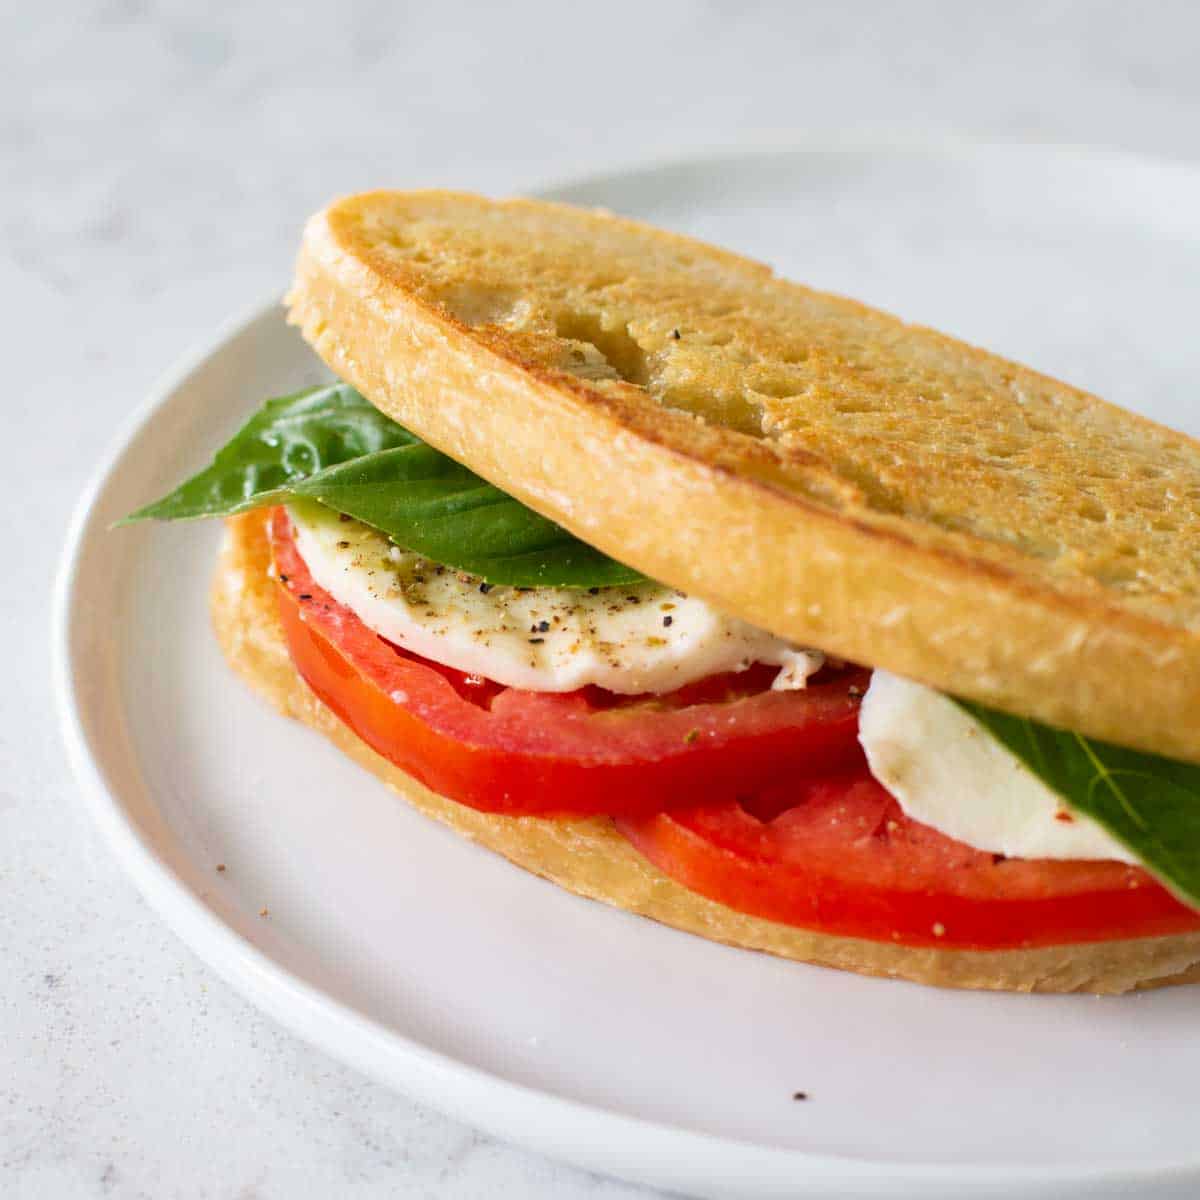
[269,509,867,817]
[617,774,1200,949]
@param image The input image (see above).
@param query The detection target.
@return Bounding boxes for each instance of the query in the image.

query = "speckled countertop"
[6,3,1200,1196]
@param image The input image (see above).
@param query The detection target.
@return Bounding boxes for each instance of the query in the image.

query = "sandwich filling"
[288,500,1135,866]
[126,381,1200,952]
[858,672,1133,864]
[287,498,825,696]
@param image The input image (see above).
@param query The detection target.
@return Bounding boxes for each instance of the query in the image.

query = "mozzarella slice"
[858,671,1134,863]
[286,501,823,695]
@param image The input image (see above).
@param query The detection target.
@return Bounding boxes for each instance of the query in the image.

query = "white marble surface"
[7,2,1200,1196]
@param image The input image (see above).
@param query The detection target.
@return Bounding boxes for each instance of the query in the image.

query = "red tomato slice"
[269,509,868,817]
[617,774,1200,949]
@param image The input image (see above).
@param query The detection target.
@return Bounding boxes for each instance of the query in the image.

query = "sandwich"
[124,190,1200,993]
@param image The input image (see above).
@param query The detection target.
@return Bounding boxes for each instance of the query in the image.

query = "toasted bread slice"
[288,190,1200,763]
[214,510,1200,993]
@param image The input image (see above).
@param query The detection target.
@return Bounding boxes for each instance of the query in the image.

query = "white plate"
[55,144,1200,1200]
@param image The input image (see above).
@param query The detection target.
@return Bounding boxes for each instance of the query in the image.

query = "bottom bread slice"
[213,510,1200,994]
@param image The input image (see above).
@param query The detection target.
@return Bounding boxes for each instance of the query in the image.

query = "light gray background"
[7,3,1200,1197]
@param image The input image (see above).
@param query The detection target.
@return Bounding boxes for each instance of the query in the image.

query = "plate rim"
[52,141,1200,1198]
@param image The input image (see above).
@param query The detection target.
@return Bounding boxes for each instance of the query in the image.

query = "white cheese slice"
[858,670,1135,863]
[286,501,823,696]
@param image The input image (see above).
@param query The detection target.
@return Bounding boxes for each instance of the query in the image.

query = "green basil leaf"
[122,383,644,588]
[290,445,641,587]
[121,384,417,521]
[957,699,1200,910]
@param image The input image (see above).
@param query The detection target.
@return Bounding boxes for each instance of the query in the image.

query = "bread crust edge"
[212,509,1200,995]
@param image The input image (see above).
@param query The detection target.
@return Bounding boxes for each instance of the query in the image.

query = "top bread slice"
[288,190,1200,764]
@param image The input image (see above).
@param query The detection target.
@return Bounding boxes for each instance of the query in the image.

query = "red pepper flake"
[215,863,226,873]
[1054,810,1075,823]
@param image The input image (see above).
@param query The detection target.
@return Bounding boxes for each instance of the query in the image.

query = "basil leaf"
[957,700,1200,909]
[290,446,640,587]
[123,383,643,588]
[121,384,417,521]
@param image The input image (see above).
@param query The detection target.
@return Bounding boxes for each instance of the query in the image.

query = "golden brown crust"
[213,510,1200,993]
[284,191,1200,765]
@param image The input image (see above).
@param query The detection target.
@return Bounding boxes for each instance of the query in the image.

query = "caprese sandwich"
[124,191,1200,992]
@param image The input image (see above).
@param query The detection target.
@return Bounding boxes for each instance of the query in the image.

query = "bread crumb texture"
[328,191,1200,625]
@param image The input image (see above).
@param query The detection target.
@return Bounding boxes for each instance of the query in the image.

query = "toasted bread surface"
[287,190,1200,763]
[213,510,1200,993]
